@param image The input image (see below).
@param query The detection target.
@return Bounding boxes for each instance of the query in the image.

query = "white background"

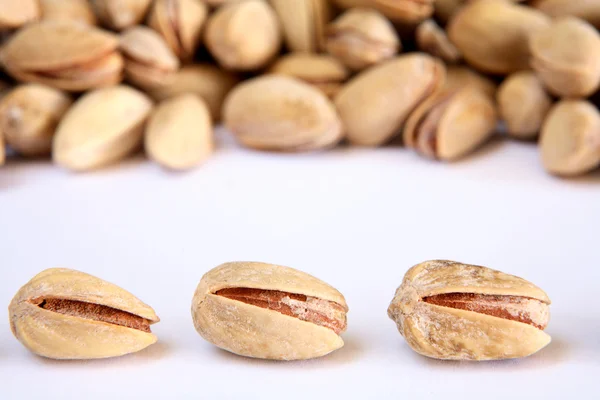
[1,130,599,399]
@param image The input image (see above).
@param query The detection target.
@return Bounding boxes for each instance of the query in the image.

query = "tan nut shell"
[0,0,40,29]
[335,53,445,146]
[191,261,347,360]
[145,94,213,170]
[532,0,600,29]
[270,0,331,53]
[332,0,433,24]
[91,0,152,30]
[39,0,96,25]
[9,268,159,359]
[0,84,73,156]
[53,85,153,171]
[387,260,551,361]
[224,75,344,151]
[416,19,461,64]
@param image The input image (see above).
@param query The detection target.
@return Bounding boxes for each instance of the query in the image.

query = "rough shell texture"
[9,268,159,359]
[191,261,347,360]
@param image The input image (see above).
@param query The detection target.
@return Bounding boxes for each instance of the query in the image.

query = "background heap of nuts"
[0,0,599,177]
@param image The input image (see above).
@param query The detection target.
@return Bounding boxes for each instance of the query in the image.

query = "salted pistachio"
[120,26,180,89]
[530,17,600,98]
[325,8,400,71]
[270,0,331,53]
[205,1,281,71]
[145,94,213,170]
[145,64,239,122]
[148,0,208,62]
[497,72,552,140]
[0,21,123,92]
[332,0,433,24]
[445,65,497,99]
[91,0,152,30]
[416,19,461,64]
[388,260,551,361]
[0,0,40,30]
[9,268,159,360]
[540,100,600,177]
[0,84,72,157]
[268,53,349,98]
[532,0,600,29]
[192,261,348,360]
[335,53,445,146]
[39,0,97,25]
[448,0,550,75]
[224,75,343,152]
[53,85,153,171]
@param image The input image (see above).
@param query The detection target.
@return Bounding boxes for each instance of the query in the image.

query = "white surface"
[1,130,599,399]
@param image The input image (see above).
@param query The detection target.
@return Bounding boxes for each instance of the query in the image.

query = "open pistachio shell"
[270,0,331,53]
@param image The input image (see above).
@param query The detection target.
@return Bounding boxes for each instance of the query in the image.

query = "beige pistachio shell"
[53,85,153,171]
[224,75,343,152]
[434,0,464,23]
[448,0,550,74]
[497,71,552,139]
[0,0,40,29]
[530,17,600,98]
[540,100,600,177]
[205,1,281,71]
[270,0,331,53]
[445,66,497,99]
[9,268,159,359]
[388,260,551,360]
[325,8,400,71]
[145,94,213,170]
[332,0,433,23]
[335,53,445,146]
[532,0,600,29]
[0,131,5,166]
[191,261,347,360]
[416,19,461,64]
[39,0,97,25]
[91,0,152,30]
[0,84,73,157]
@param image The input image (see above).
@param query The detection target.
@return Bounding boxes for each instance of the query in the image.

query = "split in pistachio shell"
[39,0,97,25]
[497,71,552,140]
[270,0,331,53]
[331,0,434,24]
[540,100,600,177]
[416,19,461,64]
[388,260,551,361]
[9,268,159,360]
[325,8,400,71]
[91,0,152,30]
[531,0,600,29]
[0,0,40,30]
[191,261,348,360]
[205,0,281,71]
[530,17,600,98]
[53,85,153,171]
[0,84,73,157]
[335,53,445,146]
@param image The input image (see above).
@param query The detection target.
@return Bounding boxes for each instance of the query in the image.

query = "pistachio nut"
[224,75,343,151]
[540,100,600,177]
[91,0,152,30]
[145,64,239,121]
[0,21,123,92]
[39,0,97,25]
[270,0,331,53]
[0,84,72,157]
[331,0,434,24]
[532,0,600,29]
[205,1,281,71]
[191,261,348,360]
[497,71,552,139]
[145,94,213,170]
[0,0,40,30]
[53,85,153,171]
[148,0,208,61]
[9,268,159,360]
[530,17,600,98]
[434,0,464,24]
[388,260,551,361]
[445,65,497,99]
[0,131,5,165]
[448,0,550,74]
[120,25,180,89]
[325,8,400,71]
[335,53,445,146]
[416,19,461,64]
[268,53,349,98]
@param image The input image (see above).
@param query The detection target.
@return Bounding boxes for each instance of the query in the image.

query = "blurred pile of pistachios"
[0,0,599,177]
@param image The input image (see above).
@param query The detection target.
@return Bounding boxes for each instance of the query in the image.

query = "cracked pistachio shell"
[388,260,551,361]
[9,268,159,359]
[325,8,400,71]
[91,0,152,30]
[270,0,331,53]
[191,261,348,360]
[39,0,97,25]
[532,0,600,29]
[332,0,433,24]
[224,75,343,151]
[0,84,72,157]
[335,53,445,146]
[53,85,153,171]
[0,0,40,29]
[497,71,552,139]
[416,19,461,64]
[205,1,281,71]
[530,17,600,98]
[540,100,600,177]
[145,94,213,170]
[448,0,550,74]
